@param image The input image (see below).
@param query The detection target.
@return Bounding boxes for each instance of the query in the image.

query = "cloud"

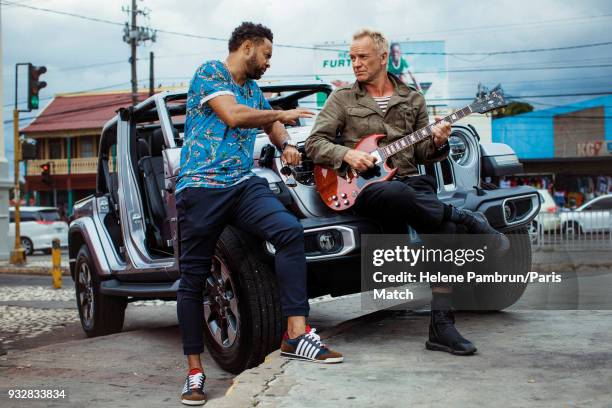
[2,0,611,146]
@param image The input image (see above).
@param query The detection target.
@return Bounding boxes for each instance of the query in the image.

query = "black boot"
[426,293,476,355]
[449,207,510,255]
[426,309,477,355]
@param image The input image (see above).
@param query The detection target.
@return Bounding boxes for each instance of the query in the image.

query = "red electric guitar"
[314,91,506,211]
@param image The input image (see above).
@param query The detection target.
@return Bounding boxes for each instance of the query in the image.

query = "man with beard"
[306,29,510,359]
[176,22,343,406]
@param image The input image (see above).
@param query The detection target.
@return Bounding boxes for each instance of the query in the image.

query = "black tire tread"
[205,226,282,374]
[75,245,127,338]
[474,227,531,310]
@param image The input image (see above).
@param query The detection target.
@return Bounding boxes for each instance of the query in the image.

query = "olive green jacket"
[305,75,449,178]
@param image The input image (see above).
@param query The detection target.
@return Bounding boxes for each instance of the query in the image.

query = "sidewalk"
[0,292,372,408]
[0,256,70,276]
[531,249,612,272]
[0,249,611,277]
[211,307,612,408]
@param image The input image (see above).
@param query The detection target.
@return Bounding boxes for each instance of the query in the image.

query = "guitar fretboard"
[376,105,473,160]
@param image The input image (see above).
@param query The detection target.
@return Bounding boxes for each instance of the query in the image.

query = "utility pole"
[123,1,156,105]
[0,3,13,261]
[130,0,137,105]
[149,51,155,96]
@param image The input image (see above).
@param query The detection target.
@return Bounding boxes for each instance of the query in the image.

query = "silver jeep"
[69,84,539,373]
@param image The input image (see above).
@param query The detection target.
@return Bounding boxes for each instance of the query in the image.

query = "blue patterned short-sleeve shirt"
[176,60,271,192]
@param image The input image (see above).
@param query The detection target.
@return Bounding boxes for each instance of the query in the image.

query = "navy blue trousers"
[176,176,309,355]
[354,175,466,290]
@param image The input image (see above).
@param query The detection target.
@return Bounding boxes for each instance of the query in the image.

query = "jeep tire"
[75,244,127,337]
[202,226,283,374]
[453,228,531,311]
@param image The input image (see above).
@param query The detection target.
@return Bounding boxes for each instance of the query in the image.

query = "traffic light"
[28,64,47,110]
[41,162,52,185]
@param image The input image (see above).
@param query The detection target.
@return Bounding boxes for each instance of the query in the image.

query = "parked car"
[529,189,560,238]
[68,84,539,374]
[9,206,69,255]
[560,194,612,236]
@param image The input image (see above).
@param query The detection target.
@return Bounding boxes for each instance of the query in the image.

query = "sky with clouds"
[1,0,611,162]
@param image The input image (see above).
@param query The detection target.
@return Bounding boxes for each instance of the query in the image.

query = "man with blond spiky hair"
[307,28,511,357]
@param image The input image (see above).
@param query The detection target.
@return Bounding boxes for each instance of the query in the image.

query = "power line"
[387,13,612,38]
[7,88,610,126]
[58,60,127,72]
[0,0,123,26]
[258,63,612,78]
[425,91,612,102]
[3,0,612,57]
[3,82,150,123]
[6,98,131,125]
[3,82,133,108]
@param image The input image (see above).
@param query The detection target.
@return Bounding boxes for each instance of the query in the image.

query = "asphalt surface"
[2,266,612,407]
[0,273,374,407]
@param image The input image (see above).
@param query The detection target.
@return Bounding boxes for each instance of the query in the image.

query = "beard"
[246,54,266,80]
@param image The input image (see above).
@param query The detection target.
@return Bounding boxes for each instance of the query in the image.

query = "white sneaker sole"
[181,398,206,406]
[280,351,344,363]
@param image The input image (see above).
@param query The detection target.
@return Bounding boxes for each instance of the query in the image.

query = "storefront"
[493,96,612,208]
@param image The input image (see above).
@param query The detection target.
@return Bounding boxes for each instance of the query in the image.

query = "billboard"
[313,40,448,105]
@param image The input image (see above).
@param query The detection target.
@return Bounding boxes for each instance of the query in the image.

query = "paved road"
[2,270,612,407]
[0,274,373,407]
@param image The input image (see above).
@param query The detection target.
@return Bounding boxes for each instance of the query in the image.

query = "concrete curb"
[0,266,70,276]
[207,309,394,408]
[0,258,609,278]
[531,262,612,273]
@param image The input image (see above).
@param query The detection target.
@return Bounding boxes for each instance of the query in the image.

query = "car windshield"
[39,210,61,222]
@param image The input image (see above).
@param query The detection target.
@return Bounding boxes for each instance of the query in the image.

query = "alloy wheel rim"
[78,262,95,329]
[203,256,240,348]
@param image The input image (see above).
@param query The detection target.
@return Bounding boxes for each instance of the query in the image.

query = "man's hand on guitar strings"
[432,116,451,148]
[343,149,378,172]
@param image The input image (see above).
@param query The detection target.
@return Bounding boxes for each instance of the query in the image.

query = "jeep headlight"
[449,132,470,166]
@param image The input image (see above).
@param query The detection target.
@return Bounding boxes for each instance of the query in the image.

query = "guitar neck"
[376,104,474,160]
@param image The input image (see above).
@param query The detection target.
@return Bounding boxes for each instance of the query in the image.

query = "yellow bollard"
[51,238,62,289]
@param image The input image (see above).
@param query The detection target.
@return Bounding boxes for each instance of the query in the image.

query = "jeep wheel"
[74,245,127,337]
[453,228,531,311]
[202,226,282,374]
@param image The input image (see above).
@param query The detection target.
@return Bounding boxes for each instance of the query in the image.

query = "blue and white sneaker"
[280,326,343,363]
[180,369,206,405]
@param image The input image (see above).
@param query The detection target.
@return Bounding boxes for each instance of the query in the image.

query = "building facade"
[493,96,612,207]
[21,91,148,216]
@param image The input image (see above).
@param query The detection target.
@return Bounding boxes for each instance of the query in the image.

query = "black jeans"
[354,175,466,289]
[176,176,309,355]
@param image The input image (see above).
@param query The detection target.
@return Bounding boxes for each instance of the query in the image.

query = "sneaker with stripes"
[280,326,343,363]
[180,369,206,405]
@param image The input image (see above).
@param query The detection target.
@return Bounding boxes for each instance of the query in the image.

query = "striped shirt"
[373,95,391,113]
